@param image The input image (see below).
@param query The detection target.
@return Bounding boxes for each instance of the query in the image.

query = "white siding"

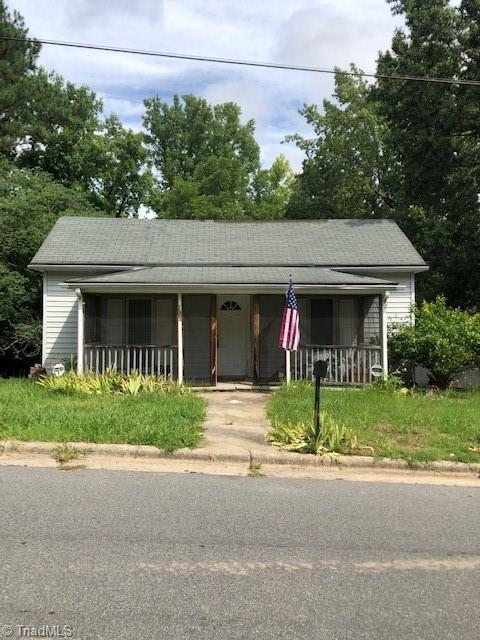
[364,271,415,326]
[42,271,101,371]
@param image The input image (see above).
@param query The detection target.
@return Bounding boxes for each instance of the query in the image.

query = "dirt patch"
[401,443,423,451]
[375,422,395,434]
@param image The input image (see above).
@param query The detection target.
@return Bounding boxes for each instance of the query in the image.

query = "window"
[220,300,241,311]
[128,299,152,345]
[311,299,334,345]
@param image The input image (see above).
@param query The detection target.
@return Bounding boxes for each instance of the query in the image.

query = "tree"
[83,115,153,218]
[287,2,480,309]
[144,94,261,218]
[374,0,480,307]
[152,155,250,219]
[16,74,152,217]
[0,0,40,157]
[16,70,103,186]
[0,162,103,358]
[249,155,295,219]
[286,69,395,220]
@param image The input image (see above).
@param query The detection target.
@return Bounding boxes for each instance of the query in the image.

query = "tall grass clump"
[36,369,187,396]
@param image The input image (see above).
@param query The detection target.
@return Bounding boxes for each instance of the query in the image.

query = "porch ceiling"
[65,266,397,289]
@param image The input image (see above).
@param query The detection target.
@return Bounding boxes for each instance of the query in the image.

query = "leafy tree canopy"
[144,94,260,188]
[144,94,293,219]
[0,0,40,157]
[286,69,395,220]
[249,155,295,220]
[287,0,480,309]
[0,162,103,358]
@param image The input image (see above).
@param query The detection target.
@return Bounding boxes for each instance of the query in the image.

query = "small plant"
[268,412,357,455]
[372,373,405,392]
[52,443,88,465]
[248,452,265,477]
[62,355,77,372]
[248,462,264,477]
[36,370,183,396]
[120,371,144,395]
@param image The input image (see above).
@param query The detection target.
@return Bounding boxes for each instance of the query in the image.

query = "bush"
[267,411,357,455]
[36,369,186,396]
[389,297,480,388]
[372,373,405,392]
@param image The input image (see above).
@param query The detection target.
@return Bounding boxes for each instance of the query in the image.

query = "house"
[29,217,427,386]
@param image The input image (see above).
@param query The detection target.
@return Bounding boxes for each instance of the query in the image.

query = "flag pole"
[280,273,298,385]
[285,273,292,384]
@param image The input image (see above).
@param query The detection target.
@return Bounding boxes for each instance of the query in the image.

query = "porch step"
[192,382,279,392]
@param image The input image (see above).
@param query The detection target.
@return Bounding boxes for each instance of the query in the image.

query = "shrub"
[267,411,357,455]
[36,370,185,396]
[389,297,480,388]
[372,373,405,392]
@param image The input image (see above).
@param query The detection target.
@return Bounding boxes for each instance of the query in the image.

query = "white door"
[217,295,250,378]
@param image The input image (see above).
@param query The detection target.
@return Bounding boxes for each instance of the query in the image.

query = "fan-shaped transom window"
[221,300,242,311]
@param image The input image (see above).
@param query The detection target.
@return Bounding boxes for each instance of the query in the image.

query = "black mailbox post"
[313,360,328,437]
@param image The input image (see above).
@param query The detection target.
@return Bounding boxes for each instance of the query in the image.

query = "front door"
[217,295,250,379]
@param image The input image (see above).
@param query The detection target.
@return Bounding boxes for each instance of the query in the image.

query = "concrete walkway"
[199,391,271,455]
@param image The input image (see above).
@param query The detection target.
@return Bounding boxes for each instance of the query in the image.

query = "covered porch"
[74,289,388,386]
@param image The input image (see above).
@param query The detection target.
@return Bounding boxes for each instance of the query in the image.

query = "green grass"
[0,379,206,451]
[266,382,480,463]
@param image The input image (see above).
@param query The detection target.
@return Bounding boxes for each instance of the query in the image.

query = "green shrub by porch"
[389,297,480,388]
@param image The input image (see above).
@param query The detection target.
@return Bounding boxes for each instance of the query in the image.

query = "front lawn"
[0,379,206,451]
[266,383,480,463]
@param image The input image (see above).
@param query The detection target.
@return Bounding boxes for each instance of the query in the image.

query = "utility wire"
[2,35,480,87]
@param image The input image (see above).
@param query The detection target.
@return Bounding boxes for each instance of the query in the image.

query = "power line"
[2,35,480,87]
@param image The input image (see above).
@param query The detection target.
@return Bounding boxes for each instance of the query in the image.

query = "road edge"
[1,440,479,476]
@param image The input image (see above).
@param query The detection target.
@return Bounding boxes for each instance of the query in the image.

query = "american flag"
[279,279,300,351]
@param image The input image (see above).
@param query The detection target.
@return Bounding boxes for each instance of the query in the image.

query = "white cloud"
[11,0,401,170]
[97,94,144,118]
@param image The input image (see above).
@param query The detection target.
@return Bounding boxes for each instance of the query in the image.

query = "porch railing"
[293,345,382,385]
[84,345,177,377]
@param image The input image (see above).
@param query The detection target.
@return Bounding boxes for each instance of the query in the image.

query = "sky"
[12,0,402,172]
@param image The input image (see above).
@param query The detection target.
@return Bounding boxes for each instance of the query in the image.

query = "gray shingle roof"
[66,266,396,287]
[30,217,426,268]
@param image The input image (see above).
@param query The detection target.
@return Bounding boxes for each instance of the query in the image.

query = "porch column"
[381,292,389,378]
[285,350,291,384]
[177,293,184,383]
[75,288,84,374]
[210,294,217,386]
[252,295,260,384]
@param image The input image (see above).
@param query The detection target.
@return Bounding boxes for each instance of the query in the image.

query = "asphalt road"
[1,467,479,640]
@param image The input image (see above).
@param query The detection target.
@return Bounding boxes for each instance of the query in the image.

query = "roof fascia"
[334,265,428,273]
[63,283,398,294]
[28,264,134,273]
[29,262,428,273]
